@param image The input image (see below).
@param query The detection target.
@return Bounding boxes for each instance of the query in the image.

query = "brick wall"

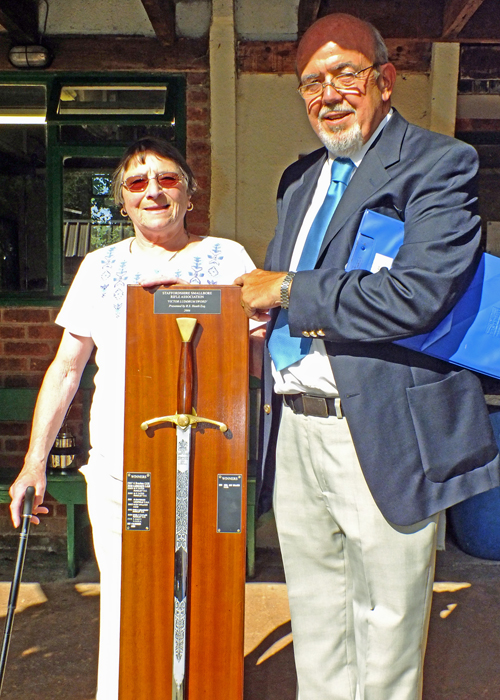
[186,69,211,238]
[0,66,211,554]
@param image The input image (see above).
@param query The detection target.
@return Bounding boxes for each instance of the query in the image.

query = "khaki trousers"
[274,406,438,700]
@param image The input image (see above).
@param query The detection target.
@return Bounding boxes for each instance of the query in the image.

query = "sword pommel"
[176,317,197,343]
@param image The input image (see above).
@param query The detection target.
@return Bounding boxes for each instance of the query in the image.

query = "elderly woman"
[9,137,256,700]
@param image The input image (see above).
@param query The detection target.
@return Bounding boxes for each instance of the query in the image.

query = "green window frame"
[0,73,186,305]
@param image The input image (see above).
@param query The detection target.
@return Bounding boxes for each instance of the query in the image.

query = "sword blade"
[173,424,191,698]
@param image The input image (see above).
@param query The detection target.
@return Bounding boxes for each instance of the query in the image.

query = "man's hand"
[234,269,288,321]
[9,468,48,528]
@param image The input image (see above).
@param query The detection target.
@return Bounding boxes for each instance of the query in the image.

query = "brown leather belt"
[282,393,343,419]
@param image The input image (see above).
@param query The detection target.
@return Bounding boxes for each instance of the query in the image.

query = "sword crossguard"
[141,411,228,433]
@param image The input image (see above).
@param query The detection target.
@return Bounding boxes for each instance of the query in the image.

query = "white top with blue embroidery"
[56,236,255,479]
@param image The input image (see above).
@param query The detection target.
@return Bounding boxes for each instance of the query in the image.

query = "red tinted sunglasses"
[122,171,185,192]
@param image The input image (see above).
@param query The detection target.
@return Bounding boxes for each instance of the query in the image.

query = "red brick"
[188,222,209,237]
[3,309,51,324]
[5,438,30,452]
[49,308,62,322]
[187,209,209,225]
[4,341,52,356]
[29,357,52,372]
[187,71,209,87]
[187,105,209,122]
[27,325,63,340]
[187,87,209,104]
[0,358,27,371]
[0,325,25,339]
[187,122,210,140]
[0,423,29,436]
[187,141,211,156]
[0,455,23,469]
[4,375,42,391]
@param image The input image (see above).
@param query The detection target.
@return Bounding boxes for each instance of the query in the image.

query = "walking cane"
[0,486,35,695]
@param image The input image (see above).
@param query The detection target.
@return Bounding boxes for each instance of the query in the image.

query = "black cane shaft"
[177,341,193,415]
[0,486,35,695]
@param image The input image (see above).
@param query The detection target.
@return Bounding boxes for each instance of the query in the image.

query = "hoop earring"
[187,202,194,211]
[120,208,128,217]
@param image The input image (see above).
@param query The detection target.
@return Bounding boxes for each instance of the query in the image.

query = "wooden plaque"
[119,285,248,700]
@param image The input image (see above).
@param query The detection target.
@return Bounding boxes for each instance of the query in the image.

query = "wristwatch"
[280,272,296,309]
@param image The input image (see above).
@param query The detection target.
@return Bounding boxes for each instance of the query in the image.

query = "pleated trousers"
[274,406,438,700]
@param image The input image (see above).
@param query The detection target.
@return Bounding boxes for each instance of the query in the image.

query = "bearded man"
[236,12,500,700]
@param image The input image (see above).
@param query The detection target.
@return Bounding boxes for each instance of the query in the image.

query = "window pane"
[58,86,167,115]
[59,123,176,145]
[0,85,46,123]
[0,126,47,291]
[63,156,134,285]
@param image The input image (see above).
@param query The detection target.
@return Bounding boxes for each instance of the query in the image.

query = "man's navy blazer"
[259,110,500,526]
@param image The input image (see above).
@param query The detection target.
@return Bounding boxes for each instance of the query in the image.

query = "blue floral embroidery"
[100,246,117,297]
[113,261,129,317]
[188,257,204,284]
[207,243,223,279]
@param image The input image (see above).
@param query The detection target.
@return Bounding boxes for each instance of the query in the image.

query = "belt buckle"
[302,395,329,418]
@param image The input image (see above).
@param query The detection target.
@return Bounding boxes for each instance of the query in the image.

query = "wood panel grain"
[119,285,248,700]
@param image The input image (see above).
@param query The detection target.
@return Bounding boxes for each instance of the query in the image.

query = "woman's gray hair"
[112,137,197,205]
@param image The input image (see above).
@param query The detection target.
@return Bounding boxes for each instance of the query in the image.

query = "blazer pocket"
[406,370,497,483]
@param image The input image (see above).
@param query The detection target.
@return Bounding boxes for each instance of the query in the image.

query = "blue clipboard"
[346,209,500,380]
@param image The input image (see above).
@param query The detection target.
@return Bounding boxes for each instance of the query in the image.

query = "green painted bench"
[0,367,96,578]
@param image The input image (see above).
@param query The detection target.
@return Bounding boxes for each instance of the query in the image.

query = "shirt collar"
[328,108,393,169]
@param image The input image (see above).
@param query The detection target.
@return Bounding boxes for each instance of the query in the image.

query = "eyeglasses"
[121,171,186,192]
[297,65,378,99]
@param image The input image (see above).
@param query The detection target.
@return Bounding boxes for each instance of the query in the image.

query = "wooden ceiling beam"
[442,0,486,38]
[140,0,176,46]
[0,0,39,44]
[0,35,208,72]
[297,0,321,37]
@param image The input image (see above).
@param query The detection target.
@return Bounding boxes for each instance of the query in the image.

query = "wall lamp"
[8,45,52,70]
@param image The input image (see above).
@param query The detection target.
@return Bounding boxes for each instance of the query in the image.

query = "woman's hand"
[9,467,48,527]
[249,326,266,379]
[139,276,189,288]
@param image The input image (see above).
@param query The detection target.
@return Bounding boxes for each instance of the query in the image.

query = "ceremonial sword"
[140,317,228,700]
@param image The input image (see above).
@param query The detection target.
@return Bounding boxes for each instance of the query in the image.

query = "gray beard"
[317,119,364,158]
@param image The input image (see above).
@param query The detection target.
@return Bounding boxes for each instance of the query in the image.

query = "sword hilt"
[176,318,196,414]
[141,412,228,433]
[141,317,228,433]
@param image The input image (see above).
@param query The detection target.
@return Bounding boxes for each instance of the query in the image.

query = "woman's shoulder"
[83,238,132,263]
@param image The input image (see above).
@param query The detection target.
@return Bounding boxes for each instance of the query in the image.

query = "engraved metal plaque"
[125,472,151,531]
[154,289,221,315]
[216,474,242,534]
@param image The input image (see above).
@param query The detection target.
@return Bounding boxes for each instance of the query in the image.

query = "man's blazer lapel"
[274,152,327,270]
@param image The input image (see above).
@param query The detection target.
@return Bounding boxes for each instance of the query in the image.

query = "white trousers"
[81,466,123,700]
[274,407,438,700]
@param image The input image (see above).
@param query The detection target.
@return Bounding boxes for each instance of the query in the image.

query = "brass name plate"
[125,472,151,531]
[217,474,242,534]
[154,289,221,314]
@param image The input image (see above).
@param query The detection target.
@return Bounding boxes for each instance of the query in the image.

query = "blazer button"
[310,331,318,338]
[263,404,271,414]
[317,329,325,337]
[302,331,310,337]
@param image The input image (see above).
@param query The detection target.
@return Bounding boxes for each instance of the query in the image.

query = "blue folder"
[345,209,500,380]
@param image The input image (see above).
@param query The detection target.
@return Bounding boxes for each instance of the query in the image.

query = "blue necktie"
[268,157,355,371]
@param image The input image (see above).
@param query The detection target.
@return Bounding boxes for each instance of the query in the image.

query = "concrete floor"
[0,539,499,699]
